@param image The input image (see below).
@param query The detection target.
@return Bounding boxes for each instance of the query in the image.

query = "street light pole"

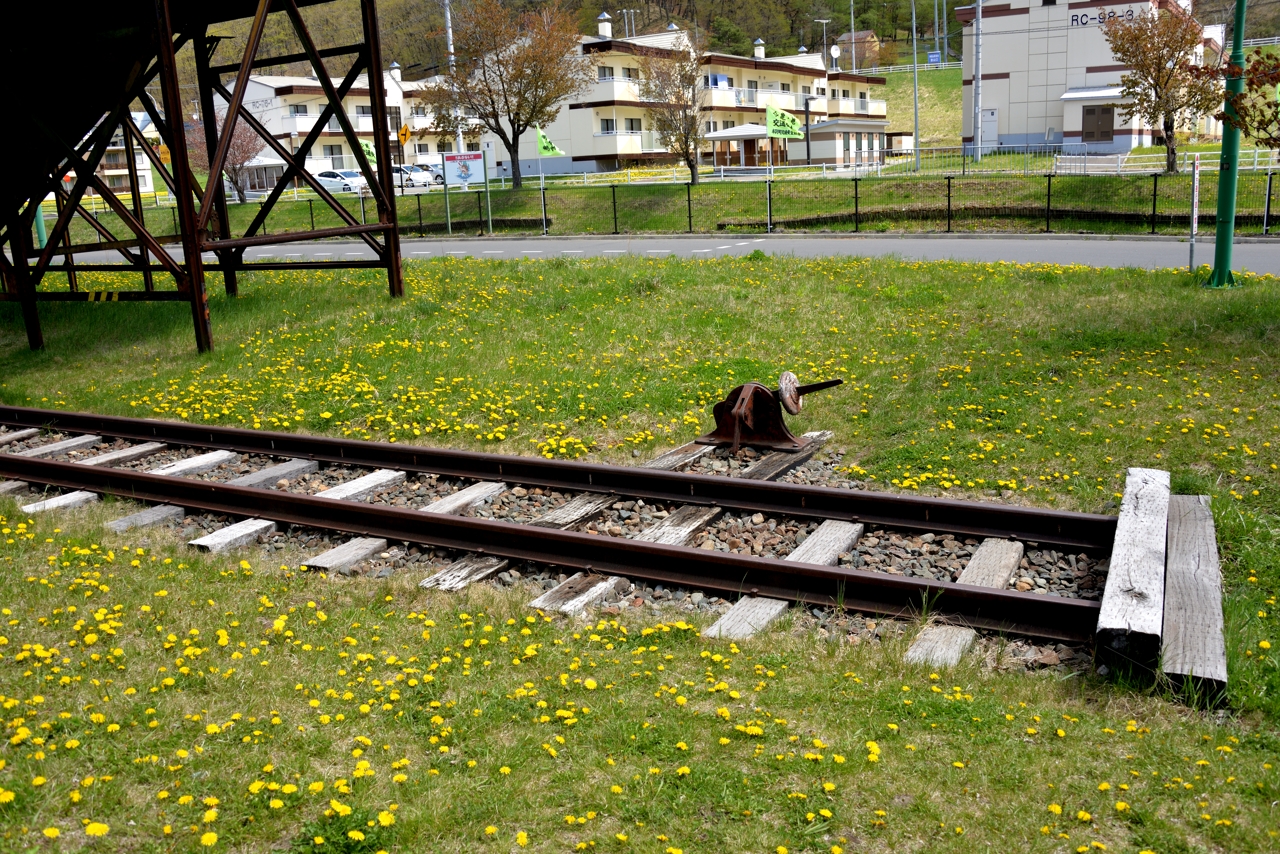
[911,0,921,171]
[849,0,856,70]
[1206,0,1249,288]
[973,0,983,162]
[444,0,463,156]
[814,18,832,68]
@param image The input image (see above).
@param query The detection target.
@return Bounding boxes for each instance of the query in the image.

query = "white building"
[93,112,158,196]
[404,19,891,177]
[957,0,1222,152]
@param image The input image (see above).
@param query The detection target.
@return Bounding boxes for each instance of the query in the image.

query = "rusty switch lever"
[694,372,843,454]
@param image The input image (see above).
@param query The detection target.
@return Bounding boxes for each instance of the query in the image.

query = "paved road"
[70,234,1280,275]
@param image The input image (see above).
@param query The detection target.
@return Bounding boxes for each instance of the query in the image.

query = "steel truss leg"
[195,31,239,297]
[154,0,213,352]
[361,0,403,298]
[8,214,44,350]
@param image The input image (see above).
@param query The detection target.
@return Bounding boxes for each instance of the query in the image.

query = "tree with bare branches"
[419,0,591,188]
[635,33,709,184]
[185,111,267,203]
[1100,10,1222,173]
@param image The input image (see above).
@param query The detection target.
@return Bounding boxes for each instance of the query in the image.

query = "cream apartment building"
[957,0,1222,152]
[459,19,890,176]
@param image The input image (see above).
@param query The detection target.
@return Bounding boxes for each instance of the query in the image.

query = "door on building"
[980,108,998,151]
[1081,106,1114,144]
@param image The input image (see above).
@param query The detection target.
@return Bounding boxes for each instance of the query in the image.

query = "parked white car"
[315,170,359,193]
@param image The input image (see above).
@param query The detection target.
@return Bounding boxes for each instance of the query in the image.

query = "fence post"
[766,180,773,233]
[476,189,482,229]
[611,185,619,234]
[540,185,548,235]
[686,182,693,233]
[946,175,953,232]
[853,177,859,232]
[416,194,421,232]
[1150,173,1158,235]
[359,190,366,224]
[1045,174,1052,233]
[1265,171,1274,235]
[310,199,315,231]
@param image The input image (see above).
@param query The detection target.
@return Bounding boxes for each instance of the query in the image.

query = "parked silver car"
[315,170,359,192]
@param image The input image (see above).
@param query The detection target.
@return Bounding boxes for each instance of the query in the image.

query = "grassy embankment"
[0,255,1278,852]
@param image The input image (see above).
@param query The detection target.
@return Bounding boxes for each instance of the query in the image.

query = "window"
[598,66,615,80]
[600,118,616,133]
[438,139,453,152]
[623,67,639,79]
[816,87,826,96]
[289,104,308,116]
[323,144,343,157]
[1082,106,1114,141]
[747,80,758,90]
[411,104,427,116]
[726,77,733,88]
[781,82,791,92]
[722,120,735,130]
[624,117,642,132]
[801,85,811,95]
[356,104,373,116]
[704,120,718,133]
[467,142,481,152]
[107,175,126,188]
[416,143,431,154]
[841,89,850,99]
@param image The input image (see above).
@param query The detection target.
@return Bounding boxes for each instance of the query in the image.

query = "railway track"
[0,404,1229,696]
[0,405,1117,647]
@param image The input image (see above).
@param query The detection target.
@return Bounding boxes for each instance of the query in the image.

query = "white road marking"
[562,250,582,254]
[344,253,366,256]
[716,245,732,249]
[735,241,750,245]
[482,250,504,254]
[313,252,333,257]
[646,249,670,253]
[752,239,765,242]
[691,249,712,253]
[446,251,468,255]
[411,251,431,255]
[602,249,626,253]
[284,253,303,257]
[524,250,543,254]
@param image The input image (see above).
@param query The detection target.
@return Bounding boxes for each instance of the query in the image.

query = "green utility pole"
[1205,0,1248,288]
[33,200,47,248]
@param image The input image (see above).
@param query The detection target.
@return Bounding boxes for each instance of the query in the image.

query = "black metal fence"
[54,172,1280,247]
[388,171,1278,238]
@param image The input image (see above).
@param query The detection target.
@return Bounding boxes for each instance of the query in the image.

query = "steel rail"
[0,405,1117,550]
[0,455,1099,643]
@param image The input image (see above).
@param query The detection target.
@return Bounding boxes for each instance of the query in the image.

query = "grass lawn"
[1,255,1278,851]
[880,68,962,147]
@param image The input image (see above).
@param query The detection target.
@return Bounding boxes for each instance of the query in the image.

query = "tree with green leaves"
[636,33,709,184]
[1101,9,1222,173]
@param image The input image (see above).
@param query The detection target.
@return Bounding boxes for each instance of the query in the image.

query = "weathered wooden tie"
[14,434,102,458]
[905,537,1026,667]
[21,491,99,514]
[642,441,715,471]
[75,442,168,467]
[1096,467,1170,669]
[0,428,40,447]
[225,458,319,489]
[529,572,629,617]
[302,538,390,573]
[704,519,863,640]
[189,518,277,554]
[1162,495,1227,696]
[742,431,833,480]
[315,469,405,502]
[529,492,615,530]
[148,450,240,477]
[634,505,723,545]
[421,481,506,515]
[106,504,184,534]
[420,555,510,591]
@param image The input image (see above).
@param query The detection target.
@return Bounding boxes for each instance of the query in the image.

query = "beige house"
[956,0,1222,152]
[479,19,889,175]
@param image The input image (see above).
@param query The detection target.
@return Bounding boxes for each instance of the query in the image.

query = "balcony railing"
[828,97,888,117]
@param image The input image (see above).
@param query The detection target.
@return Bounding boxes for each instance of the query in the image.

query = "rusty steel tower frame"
[1,0,403,353]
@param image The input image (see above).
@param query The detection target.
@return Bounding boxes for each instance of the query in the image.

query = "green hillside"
[879,67,962,147]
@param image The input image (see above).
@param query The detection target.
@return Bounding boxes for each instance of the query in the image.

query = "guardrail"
[864,60,962,73]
